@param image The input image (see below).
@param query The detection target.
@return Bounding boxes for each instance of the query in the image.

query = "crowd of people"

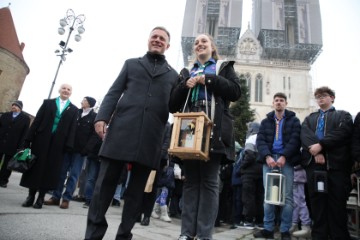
[0,25,359,240]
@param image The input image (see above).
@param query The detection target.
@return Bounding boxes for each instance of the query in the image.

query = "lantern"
[264,170,286,205]
[168,112,212,161]
[314,170,328,193]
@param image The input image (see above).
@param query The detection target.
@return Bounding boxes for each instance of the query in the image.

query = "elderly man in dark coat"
[0,100,30,187]
[84,26,178,240]
[20,83,78,209]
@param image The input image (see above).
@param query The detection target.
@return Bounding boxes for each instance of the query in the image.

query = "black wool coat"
[169,61,241,163]
[73,109,98,155]
[0,111,30,156]
[20,99,78,190]
[95,52,178,169]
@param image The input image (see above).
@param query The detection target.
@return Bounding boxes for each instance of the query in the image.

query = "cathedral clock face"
[239,38,257,55]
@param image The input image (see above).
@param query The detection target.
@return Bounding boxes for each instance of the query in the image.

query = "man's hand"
[94,121,107,140]
[276,155,286,168]
[314,153,325,165]
[266,156,276,168]
[309,143,322,156]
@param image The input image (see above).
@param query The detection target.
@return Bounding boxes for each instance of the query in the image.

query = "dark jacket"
[256,109,301,166]
[352,112,360,163]
[231,149,243,186]
[73,109,98,155]
[160,122,171,167]
[240,122,262,176]
[301,108,353,171]
[95,52,178,169]
[0,111,30,156]
[169,61,241,164]
[20,99,78,190]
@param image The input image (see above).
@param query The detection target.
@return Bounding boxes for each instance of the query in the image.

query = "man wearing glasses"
[300,86,353,239]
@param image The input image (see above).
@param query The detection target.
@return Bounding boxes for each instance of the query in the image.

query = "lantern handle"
[271,167,282,173]
[182,86,212,121]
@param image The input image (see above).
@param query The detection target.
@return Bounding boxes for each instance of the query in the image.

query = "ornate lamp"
[48,9,86,99]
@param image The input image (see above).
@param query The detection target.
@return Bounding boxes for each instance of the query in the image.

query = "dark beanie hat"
[85,96,96,108]
[12,100,23,110]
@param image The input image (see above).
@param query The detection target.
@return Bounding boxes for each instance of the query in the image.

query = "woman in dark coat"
[20,83,78,209]
[169,33,241,240]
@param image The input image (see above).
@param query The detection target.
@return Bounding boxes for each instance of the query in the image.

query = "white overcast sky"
[3,0,360,116]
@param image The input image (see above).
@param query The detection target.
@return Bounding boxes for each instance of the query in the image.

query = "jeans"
[52,152,85,201]
[113,184,123,201]
[84,158,100,203]
[262,154,293,233]
[181,155,221,239]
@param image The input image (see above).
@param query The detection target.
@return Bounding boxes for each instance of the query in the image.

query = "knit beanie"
[85,96,96,108]
[12,100,23,110]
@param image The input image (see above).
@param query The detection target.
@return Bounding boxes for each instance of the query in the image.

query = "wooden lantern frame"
[169,112,212,161]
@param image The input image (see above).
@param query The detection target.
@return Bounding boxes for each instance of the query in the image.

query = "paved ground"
[0,172,297,240]
[0,172,254,240]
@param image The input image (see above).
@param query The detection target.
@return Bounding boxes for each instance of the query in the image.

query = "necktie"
[316,111,325,140]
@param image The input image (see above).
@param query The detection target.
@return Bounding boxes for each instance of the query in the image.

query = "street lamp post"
[48,9,85,99]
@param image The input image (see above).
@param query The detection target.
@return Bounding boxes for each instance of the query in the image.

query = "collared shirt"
[59,100,67,112]
[12,112,20,118]
[272,114,285,154]
[81,108,91,117]
[190,58,216,101]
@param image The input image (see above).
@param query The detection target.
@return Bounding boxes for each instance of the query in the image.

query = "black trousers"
[0,154,12,184]
[306,163,351,240]
[85,158,151,240]
[241,175,264,222]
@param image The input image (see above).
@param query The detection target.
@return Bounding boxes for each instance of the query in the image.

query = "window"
[245,72,251,100]
[255,74,263,102]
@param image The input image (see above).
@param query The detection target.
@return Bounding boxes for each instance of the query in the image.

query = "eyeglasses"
[315,94,330,100]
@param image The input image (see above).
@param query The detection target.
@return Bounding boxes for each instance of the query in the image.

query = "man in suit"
[20,83,78,209]
[0,100,30,187]
[84,26,178,240]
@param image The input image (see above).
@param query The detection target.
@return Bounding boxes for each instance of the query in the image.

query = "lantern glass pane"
[178,118,196,148]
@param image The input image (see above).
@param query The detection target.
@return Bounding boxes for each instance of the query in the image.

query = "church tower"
[181,0,243,66]
[181,0,323,121]
[0,7,30,113]
[252,0,322,63]
[241,0,322,121]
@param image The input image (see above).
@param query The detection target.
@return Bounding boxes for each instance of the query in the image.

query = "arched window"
[245,72,251,100]
[255,74,263,102]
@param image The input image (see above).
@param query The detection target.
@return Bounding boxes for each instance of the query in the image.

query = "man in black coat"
[85,26,178,240]
[0,101,30,187]
[301,86,353,239]
[44,96,98,209]
[20,83,78,209]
